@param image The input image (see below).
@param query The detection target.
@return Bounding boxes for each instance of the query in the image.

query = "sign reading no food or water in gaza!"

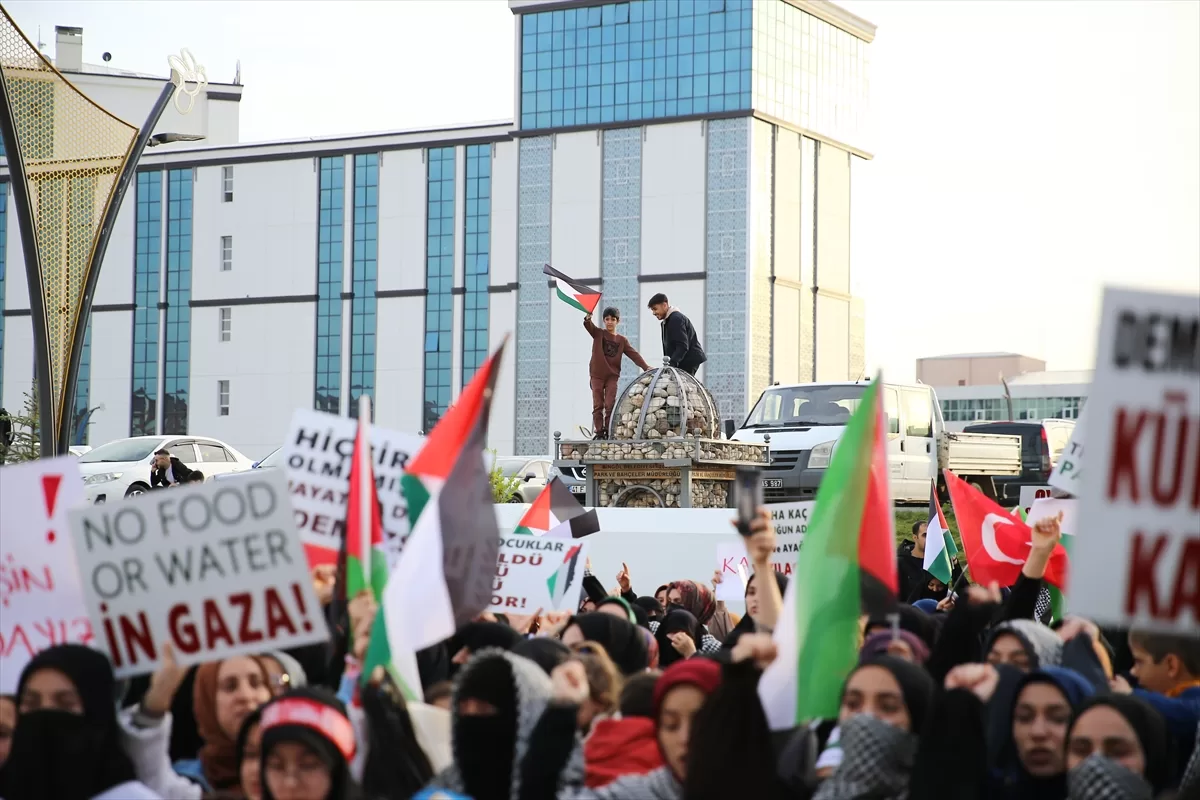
[68,471,329,678]
[1073,287,1200,633]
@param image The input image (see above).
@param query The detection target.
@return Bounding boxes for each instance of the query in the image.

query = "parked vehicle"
[494,456,554,503]
[79,435,253,503]
[732,381,1023,504]
[556,463,588,496]
[68,446,91,457]
[962,419,1076,506]
[213,446,282,480]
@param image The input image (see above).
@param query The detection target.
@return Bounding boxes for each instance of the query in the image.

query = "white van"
[731,381,1022,504]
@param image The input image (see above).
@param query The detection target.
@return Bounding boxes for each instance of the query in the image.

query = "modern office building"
[2,0,874,459]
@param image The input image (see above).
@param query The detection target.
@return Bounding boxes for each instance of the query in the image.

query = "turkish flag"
[944,470,1069,590]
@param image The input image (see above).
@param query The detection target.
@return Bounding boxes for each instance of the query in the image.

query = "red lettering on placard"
[203,599,236,650]
[1126,532,1200,622]
[169,603,199,654]
[264,587,298,638]
[229,592,264,644]
[1168,537,1200,621]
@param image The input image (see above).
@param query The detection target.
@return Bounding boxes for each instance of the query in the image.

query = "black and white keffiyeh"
[812,714,916,800]
[1067,754,1153,800]
[1035,586,1052,623]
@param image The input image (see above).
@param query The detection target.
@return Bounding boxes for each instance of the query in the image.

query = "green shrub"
[488,450,524,504]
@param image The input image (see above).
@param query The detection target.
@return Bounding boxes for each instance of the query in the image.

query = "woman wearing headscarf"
[258,687,361,800]
[235,708,264,800]
[654,610,703,668]
[1065,694,1173,799]
[984,619,1064,672]
[584,672,663,789]
[513,638,573,676]
[721,570,790,652]
[561,613,649,677]
[0,644,158,800]
[813,656,935,800]
[0,694,14,768]
[450,621,524,665]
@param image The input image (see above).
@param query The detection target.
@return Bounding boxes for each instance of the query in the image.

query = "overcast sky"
[9,0,1198,382]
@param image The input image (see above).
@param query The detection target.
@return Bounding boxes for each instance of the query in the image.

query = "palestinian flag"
[546,542,584,608]
[514,477,600,538]
[377,339,507,700]
[544,264,601,315]
[757,376,898,728]
[345,396,388,603]
[922,481,955,586]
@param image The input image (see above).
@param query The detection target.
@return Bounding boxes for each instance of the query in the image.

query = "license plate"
[569,485,585,494]
[762,479,783,489]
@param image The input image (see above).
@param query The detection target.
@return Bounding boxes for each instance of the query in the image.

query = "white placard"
[489,535,591,615]
[1048,407,1087,495]
[0,458,92,692]
[1028,497,1078,535]
[1073,287,1200,632]
[714,500,813,600]
[68,471,329,677]
[1019,485,1054,519]
[282,409,424,567]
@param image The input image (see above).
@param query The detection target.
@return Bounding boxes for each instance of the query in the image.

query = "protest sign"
[283,409,424,567]
[68,471,329,677]
[0,457,91,692]
[1048,408,1087,495]
[714,500,814,600]
[1073,287,1200,632]
[1019,485,1054,518]
[1028,497,1078,535]
[489,535,590,614]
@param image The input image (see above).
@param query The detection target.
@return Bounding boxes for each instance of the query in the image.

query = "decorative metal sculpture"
[0,6,201,455]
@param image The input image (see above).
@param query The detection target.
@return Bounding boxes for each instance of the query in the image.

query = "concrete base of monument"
[554,434,768,508]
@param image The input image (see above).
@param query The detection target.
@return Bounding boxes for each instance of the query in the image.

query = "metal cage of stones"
[608,366,721,440]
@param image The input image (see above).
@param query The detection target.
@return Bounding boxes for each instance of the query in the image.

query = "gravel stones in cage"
[610,367,720,440]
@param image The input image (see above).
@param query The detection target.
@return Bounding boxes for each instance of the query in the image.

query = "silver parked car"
[494,456,554,503]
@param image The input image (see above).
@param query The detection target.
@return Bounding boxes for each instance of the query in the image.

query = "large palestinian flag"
[758,376,898,728]
[515,476,599,538]
[370,339,507,700]
[544,264,602,315]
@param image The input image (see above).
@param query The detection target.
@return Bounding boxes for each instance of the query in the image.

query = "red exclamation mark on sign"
[292,583,312,632]
[42,475,63,543]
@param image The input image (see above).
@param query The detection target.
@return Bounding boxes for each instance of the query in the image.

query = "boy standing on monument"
[584,307,650,439]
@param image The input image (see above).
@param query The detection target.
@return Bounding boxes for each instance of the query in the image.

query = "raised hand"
[348,590,379,661]
[735,508,776,565]
[668,632,697,659]
[311,564,337,606]
[616,562,632,594]
[551,660,591,705]
[730,632,777,669]
[1030,510,1064,552]
[944,662,1001,703]
[143,643,189,715]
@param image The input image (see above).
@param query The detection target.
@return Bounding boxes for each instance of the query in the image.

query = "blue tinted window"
[71,319,91,445]
[315,157,344,413]
[350,154,378,418]
[519,0,750,130]
[162,169,192,434]
[462,144,491,387]
[424,147,455,432]
[131,171,161,435]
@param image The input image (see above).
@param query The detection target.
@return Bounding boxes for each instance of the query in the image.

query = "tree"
[0,389,41,464]
[488,450,524,504]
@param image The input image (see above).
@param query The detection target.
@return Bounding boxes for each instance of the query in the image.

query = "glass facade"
[519,0,753,130]
[162,168,193,435]
[315,157,344,414]
[0,182,6,407]
[131,171,162,436]
[350,154,379,419]
[941,396,1086,424]
[424,147,455,431]
[600,127,643,395]
[71,319,91,445]
[753,1,869,148]
[462,144,491,386]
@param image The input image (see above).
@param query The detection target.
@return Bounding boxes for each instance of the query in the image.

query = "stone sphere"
[610,367,720,439]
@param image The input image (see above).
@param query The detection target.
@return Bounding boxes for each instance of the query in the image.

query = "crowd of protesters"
[1,508,1197,800]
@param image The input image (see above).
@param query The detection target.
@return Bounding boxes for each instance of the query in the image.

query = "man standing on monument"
[648,293,707,376]
[585,307,650,439]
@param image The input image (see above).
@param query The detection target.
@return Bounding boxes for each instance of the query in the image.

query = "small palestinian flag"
[546,543,584,607]
[544,264,601,315]
[922,480,955,587]
[515,477,599,538]
[758,375,898,728]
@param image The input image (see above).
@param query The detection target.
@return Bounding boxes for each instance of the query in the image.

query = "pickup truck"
[731,380,1022,504]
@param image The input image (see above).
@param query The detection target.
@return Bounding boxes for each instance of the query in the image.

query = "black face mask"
[455,715,516,800]
[0,710,135,800]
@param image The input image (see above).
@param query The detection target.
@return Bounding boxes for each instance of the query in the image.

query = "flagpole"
[358,394,372,589]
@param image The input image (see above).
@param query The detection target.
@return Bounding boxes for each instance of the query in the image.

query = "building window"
[218,380,230,416]
[424,147,455,432]
[162,168,193,435]
[220,235,233,271]
[221,166,234,202]
[315,156,344,413]
[71,319,92,446]
[462,144,491,385]
[518,0,753,130]
[350,153,379,419]
[219,307,232,342]
[131,171,162,436]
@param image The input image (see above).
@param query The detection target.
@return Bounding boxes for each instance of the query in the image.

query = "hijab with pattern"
[668,580,716,626]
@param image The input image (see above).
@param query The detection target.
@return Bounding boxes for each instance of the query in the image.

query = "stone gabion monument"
[553,366,768,509]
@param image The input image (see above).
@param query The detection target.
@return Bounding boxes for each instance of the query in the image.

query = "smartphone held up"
[734,466,764,536]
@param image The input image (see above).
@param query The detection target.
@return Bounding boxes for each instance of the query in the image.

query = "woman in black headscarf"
[1065,694,1173,799]
[654,610,702,669]
[0,644,156,800]
[561,613,649,676]
[814,656,935,800]
[722,569,789,651]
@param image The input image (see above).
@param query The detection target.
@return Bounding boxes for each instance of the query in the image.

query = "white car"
[79,435,254,503]
[494,456,554,503]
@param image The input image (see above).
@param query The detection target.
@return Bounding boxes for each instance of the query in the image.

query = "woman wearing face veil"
[0,644,159,800]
